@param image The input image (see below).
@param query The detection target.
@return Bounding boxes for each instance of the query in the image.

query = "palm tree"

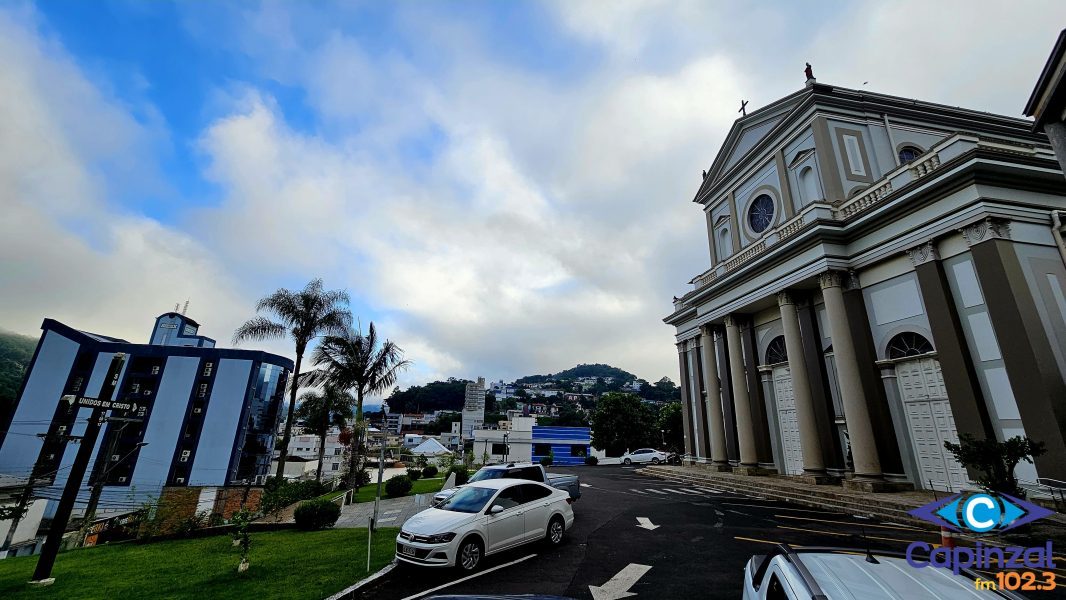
[295,385,354,483]
[233,279,351,480]
[306,322,411,486]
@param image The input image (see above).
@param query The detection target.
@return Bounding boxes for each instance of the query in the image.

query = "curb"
[325,560,397,600]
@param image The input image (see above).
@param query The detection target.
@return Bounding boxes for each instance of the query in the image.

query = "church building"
[664,71,1066,493]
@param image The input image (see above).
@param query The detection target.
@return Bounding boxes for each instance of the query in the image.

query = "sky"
[2,0,1065,400]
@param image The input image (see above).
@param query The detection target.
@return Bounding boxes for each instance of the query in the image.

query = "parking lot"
[352,465,950,599]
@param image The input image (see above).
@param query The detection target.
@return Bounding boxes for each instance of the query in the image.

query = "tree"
[295,385,354,482]
[233,279,351,480]
[657,402,684,452]
[944,434,1046,496]
[305,322,411,488]
[591,392,657,457]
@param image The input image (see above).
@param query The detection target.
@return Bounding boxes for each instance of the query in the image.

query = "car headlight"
[424,532,456,544]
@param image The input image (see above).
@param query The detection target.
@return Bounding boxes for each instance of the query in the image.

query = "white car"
[621,448,668,465]
[396,478,575,571]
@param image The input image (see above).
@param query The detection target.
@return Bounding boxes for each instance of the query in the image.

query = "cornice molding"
[906,241,940,266]
[960,217,1012,246]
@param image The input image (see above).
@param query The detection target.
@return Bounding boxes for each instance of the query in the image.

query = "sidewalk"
[335,493,433,528]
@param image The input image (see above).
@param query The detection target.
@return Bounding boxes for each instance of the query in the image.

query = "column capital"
[906,240,940,266]
[676,341,686,353]
[776,291,796,307]
[960,217,1011,247]
[818,270,858,290]
[724,314,742,328]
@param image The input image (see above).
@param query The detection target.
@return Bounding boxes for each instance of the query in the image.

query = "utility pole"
[31,353,126,586]
[78,420,145,547]
[371,425,386,532]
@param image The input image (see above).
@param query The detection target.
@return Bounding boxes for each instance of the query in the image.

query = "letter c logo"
[963,494,1000,532]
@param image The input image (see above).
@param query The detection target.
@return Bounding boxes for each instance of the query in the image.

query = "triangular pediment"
[694,88,812,202]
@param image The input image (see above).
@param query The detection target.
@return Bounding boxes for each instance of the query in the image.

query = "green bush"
[944,434,1046,496]
[406,468,422,481]
[422,466,438,478]
[447,465,469,486]
[293,499,341,530]
[540,449,554,467]
[584,455,599,466]
[385,475,413,498]
[351,467,371,487]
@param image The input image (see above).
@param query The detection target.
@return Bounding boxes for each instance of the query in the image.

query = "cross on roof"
[738,99,748,116]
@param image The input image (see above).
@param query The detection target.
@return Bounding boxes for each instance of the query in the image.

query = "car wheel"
[651,457,660,464]
[546,516,565,547]
[623,458,632,465]
[457,537,483,572]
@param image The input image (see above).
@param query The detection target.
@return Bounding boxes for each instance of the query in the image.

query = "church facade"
[664,79,1066,492]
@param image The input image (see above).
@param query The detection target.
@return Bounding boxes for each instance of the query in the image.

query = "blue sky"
[3,0,1065,398]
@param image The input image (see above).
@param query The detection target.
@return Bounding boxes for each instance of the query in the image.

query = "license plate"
[400,544,417,556]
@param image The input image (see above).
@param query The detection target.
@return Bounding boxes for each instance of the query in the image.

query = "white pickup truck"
[432,462,581,505]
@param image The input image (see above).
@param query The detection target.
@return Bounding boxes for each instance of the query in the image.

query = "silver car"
[620,448,668,465]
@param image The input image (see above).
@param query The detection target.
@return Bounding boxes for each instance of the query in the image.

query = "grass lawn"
[0,528,398,600]
[352,477,444,503]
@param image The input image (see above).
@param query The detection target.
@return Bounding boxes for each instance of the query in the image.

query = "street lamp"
[660,429,665,448]
[503,431,510,463]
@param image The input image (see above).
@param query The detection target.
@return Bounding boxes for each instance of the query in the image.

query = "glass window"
[533,444,551,456]
[469,468,506,483]
[898,146,922,164]
[571,445,587,457]
[439,486,497,513]
[765,336,788,365]
[492,486,522,511]
[766,573,790,600]
[519,467,542,480]
[747,194,775,234]
[519,483,553,502]
[886,332,934,359]
[491,443,508,455]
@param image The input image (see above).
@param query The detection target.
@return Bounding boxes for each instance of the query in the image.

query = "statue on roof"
[804,62,814,81]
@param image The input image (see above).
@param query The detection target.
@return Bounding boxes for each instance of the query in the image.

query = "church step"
[639,466,935,529]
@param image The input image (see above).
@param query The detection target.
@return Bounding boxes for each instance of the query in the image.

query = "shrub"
[293,499,341,530]
[584,455,599,466]
[540,449,554,467]
[407,468,422,481]
[447,465,469,486]
[385,475,414,498]
[944,434,1046,496]
[422,466,438,478]
[261,478,327,518]
[350,467,371,488]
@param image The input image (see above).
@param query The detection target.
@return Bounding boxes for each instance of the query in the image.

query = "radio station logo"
[908,492,1054,532]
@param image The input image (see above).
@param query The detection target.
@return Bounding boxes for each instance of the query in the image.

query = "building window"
[533,444,551,456]
[716,223,733,259]
[198,383,208,397]
[491,443,508,455]
[203,362,213,376]
[886,332,934,359]
[898,145,923,164]
[334,448,342,455]
[151,366,161,375]
[71,377,84,393]
[764,336,788,365]
[130,382,141,394]
[747,194,775,234]
[570,445,587,458]
[331,463,339,471]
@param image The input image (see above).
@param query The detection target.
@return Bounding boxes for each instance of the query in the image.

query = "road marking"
[662,488,691,495]
[589,563,652,600]
[399,554,537,600]
[723,503,840,515]
[681,488,705,495]
[645,489,667,494]
[734,535,791,546]
[580,483,592,488]
[775,514,926,532]
[774,524,920,545]
[629,489,648,495]
[636,517,660,530]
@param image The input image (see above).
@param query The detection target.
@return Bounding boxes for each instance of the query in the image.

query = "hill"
[515,363,637,385]
[0,330,38,416]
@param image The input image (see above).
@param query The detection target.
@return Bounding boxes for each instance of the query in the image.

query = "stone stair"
[639,465,940,530]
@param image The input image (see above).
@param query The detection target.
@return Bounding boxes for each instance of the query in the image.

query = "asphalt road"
[353,465,964,600]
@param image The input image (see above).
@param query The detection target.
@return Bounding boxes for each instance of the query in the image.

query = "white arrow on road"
[635,517,659,530]
[589,563,652,600]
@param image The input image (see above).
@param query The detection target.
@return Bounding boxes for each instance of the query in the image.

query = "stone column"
[819,271,883,481]
[677,342,694,461]
[688,338,709,461]
[724,315,759,469]
[777,292,828,478]
[699,325,730,469]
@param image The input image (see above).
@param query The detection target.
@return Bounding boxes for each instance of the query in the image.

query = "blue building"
[0,313,292,512]
[531,426,591,466]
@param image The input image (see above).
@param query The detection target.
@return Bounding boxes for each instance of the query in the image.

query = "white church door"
[896,355,968,492]
[772,365,804,476]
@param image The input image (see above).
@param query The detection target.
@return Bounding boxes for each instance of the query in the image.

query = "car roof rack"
[750,544,828,600]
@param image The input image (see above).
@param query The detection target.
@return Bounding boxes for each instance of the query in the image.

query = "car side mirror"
[489,505,504,515]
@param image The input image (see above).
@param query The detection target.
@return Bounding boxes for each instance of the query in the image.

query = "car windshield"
[468,468,506,482]
[438,486,497,513]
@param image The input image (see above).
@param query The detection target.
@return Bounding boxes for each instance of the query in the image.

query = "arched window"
[886,332,934,359]
[898,146,923,164]
[799,166,819,205]
[765,336,788,365]
[717,227,733,259]
[748,194,775,234]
